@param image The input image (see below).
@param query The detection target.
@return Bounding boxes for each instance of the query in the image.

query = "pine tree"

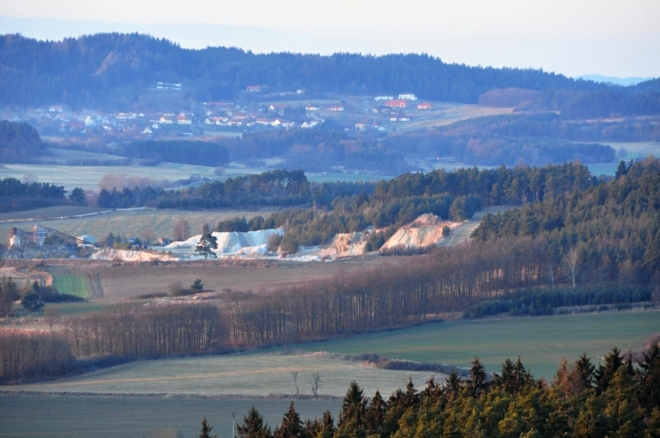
[199,417,218,438]
[595,346,623,395]
[467,357,489,398]
[274,402,303,438]
[195,232,218,259]
[238,406,272,438]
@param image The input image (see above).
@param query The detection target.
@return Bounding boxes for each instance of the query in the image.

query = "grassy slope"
[298,311,660,379]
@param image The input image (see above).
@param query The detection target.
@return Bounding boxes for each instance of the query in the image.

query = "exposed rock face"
[318,229,373,259]
[380,214,461,252]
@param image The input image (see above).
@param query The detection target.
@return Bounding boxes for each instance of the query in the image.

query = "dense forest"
[225,346,660,438]
[0,33,611,109]
[0,177,85,212]
[0,120,48,163]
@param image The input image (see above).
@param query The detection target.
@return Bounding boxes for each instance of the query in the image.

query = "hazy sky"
[1,0,658,78]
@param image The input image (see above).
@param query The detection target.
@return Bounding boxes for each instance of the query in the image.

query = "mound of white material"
[165,229,284,256]
[90,248,176,262]
[380,214,461,251]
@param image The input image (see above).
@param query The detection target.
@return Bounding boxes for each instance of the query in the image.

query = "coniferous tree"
[199,417,218,438]
[237,406,272,438]
[274,402,303,438]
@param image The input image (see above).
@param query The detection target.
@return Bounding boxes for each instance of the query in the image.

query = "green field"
[1,352,439,399]
[0,395,340,438]
[52,275,91,298]
[298,311,660,379]
[43,302,124,317]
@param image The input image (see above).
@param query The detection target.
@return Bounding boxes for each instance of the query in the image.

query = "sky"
[0,0,658,79]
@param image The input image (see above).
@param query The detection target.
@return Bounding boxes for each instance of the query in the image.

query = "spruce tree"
[238,406,272,438]
[199,417,217,438]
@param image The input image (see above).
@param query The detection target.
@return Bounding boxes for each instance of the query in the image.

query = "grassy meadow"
[297,311,660,380]
[0,352,440,399]
[0,395,340,438]
[51,274,91,298]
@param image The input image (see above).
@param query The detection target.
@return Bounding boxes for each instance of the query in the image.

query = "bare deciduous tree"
[173,220,191,241]
[311,372,322,397]
[291,371,299,396]
[564,247,579,289]
[142,228,157,245]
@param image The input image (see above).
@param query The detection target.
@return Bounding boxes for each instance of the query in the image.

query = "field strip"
[0,352,447,398]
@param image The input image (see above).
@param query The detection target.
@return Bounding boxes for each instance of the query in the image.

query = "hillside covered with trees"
[0,120,49,163]
[2,32,658,113]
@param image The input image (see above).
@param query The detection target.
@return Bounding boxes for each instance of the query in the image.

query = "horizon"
[0,0,658,79]
[0,28,656,86]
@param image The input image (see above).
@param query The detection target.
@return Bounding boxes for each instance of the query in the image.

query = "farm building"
[398,93,418,100]
[386,99,407,108]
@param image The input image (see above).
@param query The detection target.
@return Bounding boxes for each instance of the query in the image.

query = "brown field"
[44,257,387,302]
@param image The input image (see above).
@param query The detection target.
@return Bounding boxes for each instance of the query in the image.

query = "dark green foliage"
[0,33,605,109]
[198,417,217,438]
[449,195,482,221]
[233,349,660,438]
[238,407,272,438]
[0,177,68,212]
[119,140,229,167]
[274,402,303,438]
[21,290,44,311]
[0,120,47,163]
[595,346,624,395]
[195,233,218,259]
[190,279,204,293]
[69,187,86,205]
[464,286,652,318]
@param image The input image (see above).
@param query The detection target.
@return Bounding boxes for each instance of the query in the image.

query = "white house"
[398,93,418,101]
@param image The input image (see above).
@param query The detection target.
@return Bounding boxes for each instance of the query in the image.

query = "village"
[0,83,434,142]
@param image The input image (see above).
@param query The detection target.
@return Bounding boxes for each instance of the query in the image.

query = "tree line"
[0,33,614,109]
[225,346,660,438]
[0,177,86,212]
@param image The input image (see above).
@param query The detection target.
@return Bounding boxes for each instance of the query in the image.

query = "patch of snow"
[90,248,176,262]
[164,229,284,257]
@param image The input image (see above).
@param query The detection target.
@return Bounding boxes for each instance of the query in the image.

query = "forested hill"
[0,32,612,108]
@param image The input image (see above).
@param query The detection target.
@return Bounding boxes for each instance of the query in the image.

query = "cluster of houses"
[1,89,434,140]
